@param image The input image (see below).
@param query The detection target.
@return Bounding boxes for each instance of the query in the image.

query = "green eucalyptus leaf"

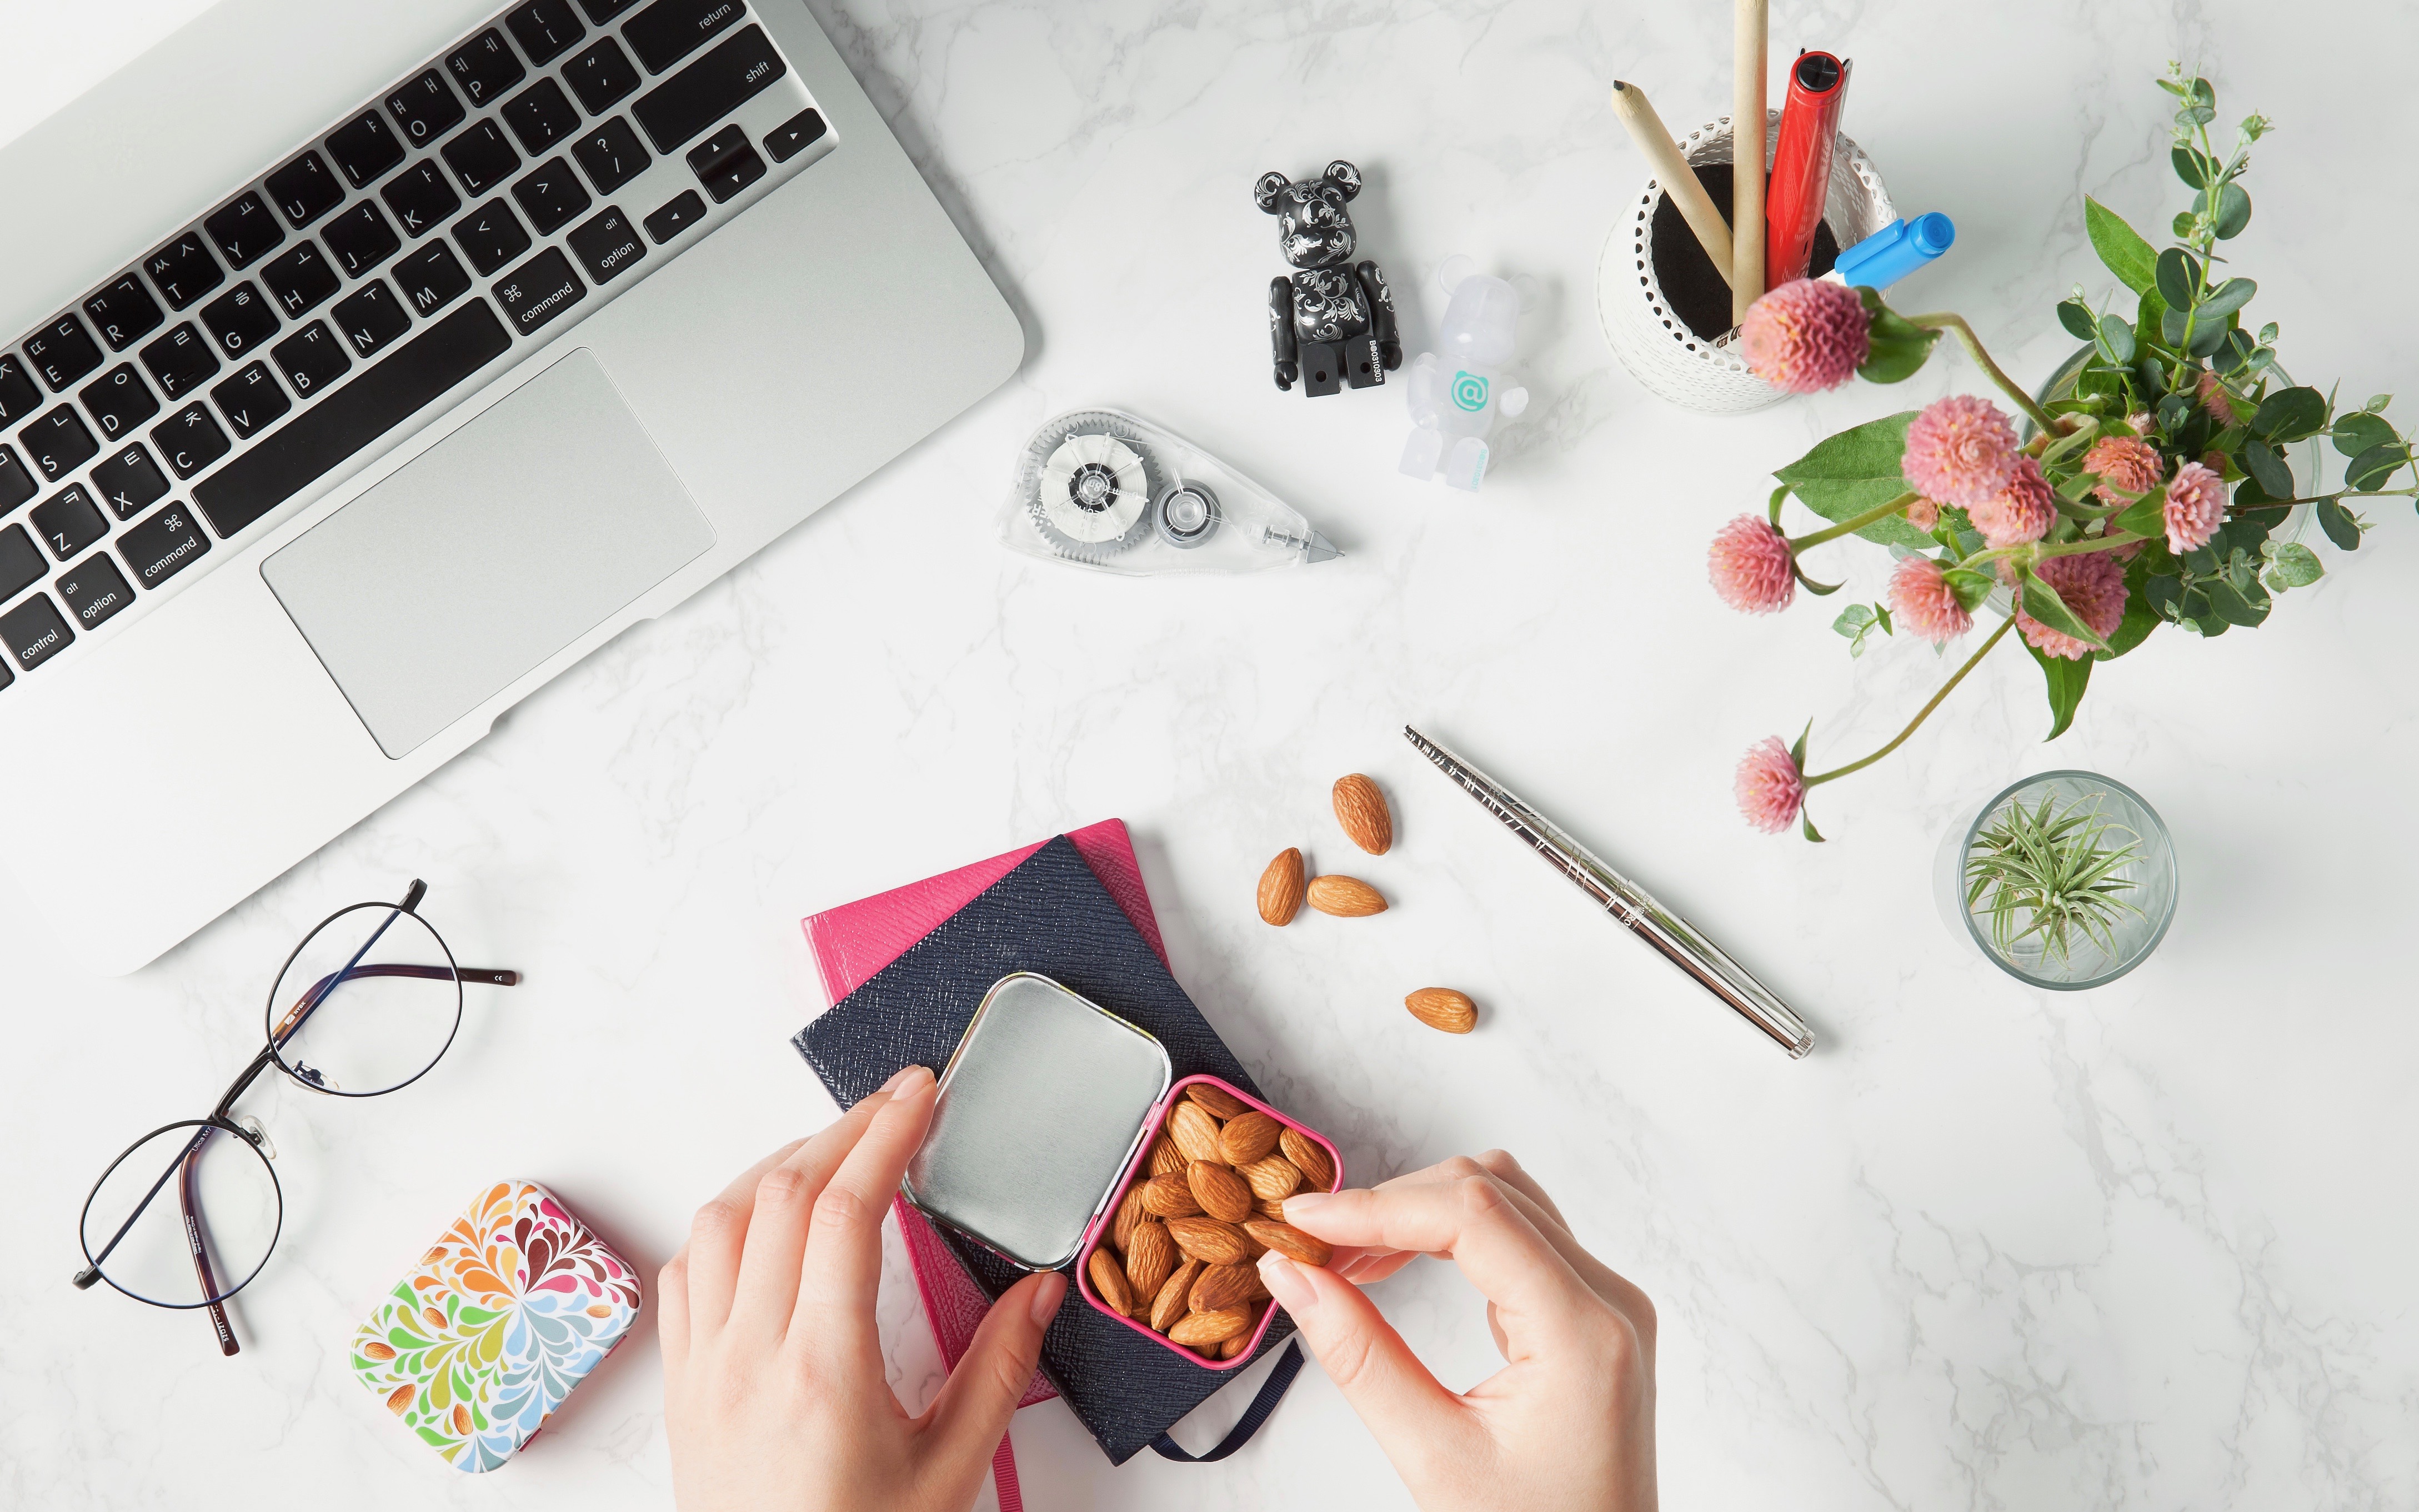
[2365,393,2393,413]
[1771,413,1936,549]
[2251,385,2327,442]
[2160,307,2189,347]
[2056,299,2097,341]
[2346,441,2413,492]
[2262,540,2325,587]
[2197,277,2256,322]
[2020,570,2110,651]
[2203,577,2270,626]
[2171,211,2197,238]
[2096,314,2136,364]
[2158,393,2191,433]
[2188,319,2231,359]
[2171,144,2212,187]
[2155,247,2201,309]
[2332,411,2397,456]
[2145,573,2183,620]
[2191,77,2215,107]
[2213,182,2252,238]
[2317,498,2363,550]
[2086,196,2159,296]
[2022,635,2093,740]
[2241,438,2294,498]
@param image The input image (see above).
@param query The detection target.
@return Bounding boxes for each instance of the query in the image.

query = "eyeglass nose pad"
[234,1115,277,1160]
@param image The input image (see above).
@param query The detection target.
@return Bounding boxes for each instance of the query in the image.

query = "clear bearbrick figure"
[1400,256,1531,492]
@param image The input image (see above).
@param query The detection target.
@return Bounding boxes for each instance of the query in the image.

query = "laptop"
[0,0,1023,974]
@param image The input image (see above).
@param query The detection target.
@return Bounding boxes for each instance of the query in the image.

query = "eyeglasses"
[72,880,518,1356]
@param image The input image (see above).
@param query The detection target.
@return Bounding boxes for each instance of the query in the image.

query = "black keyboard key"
[686,124,764,202]
[192,301,510,538]
[31,484,107,560]
[271,321,352,398]
[625,0,746,74]
[266,149,346,227]
[212,362,292,439]
[261,240,343,318]
[151,403,232,479]
[0,356,43,425]
[492,248,587,337]
[144,232,226,310]
[511,157,592,236]
[57,553,134,630]
[203,191,286,269]
[323,201,403,278]
[117,502,211,586]
[23,407,98,483]
[0,445,32,515]
[83,276,166,352]
[567,206,647,284]
[452,199,533,277]
[575,0,644,22]
[394,242,474,318]
[140,323,221,401]
[503,78,582,156]
[0,524,42,603]
[91,444,170,518]
[199,282,281,359]
[78,363,160,440]
[1,592,72,671]
[442,119,523,198]
[325,111,407,189]
[643,189,706,243]
[382,159,463,239]
[507,0,587,66]
[446,28,526,107]
[564,37,639,114]
[386,69,466,149]
[765,107,827,163]
[573,116,650,193]
[26,314,104,391]
[632,24,786,154]
[332,281,413,360]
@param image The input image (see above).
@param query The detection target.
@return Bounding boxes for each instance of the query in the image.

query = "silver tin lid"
[903,973,1172,1270]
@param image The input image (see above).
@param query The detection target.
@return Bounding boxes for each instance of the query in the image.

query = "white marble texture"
[6,0,2419,1506]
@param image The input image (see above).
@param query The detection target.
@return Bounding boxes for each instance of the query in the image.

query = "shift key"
[630,25,786,154]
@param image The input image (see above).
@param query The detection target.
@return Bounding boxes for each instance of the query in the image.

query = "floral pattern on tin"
[350,1179,642,1473]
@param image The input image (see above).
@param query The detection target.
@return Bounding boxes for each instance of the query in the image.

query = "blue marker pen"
[1821,212,1955,291]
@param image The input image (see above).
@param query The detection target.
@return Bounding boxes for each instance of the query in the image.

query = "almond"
[1088,1246,1136,1316]
[1124,1219,1176,1304]
[1218,1110,1283,1165]
[1111,1181,1150,1251]
[1188,1159,1255,1224]
[1243,1219,1333,1268]
[1168,1304,1254,1347]
[1151,1258,1204,1333]
[1189,1261,1264,1314]
[1185,1083,1252,1120]
[1257,848,1306,925]
[360,1340,397,1361]
[1333,774,1393,854]
[1219,1329,1253,1359]
[1148,1135,1188,1179]
[1405,987,1478,1034]
[1167,1102,1226,1164]
[1278,1128,1335,1191]
[1139,1171,1202,1219]
[1305,875,1386,917]
[1165,1215,1252,1266]
[1237,1153,1301,1202]
[1255,1196,1290,1222]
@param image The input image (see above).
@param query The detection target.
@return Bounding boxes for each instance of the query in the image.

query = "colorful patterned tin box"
[349,1179,642,1473]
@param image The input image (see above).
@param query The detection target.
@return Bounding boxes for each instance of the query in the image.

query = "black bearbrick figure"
[1256,160,1401,397]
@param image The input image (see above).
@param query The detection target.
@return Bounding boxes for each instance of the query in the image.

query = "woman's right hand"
[1254,1150,1657,1512]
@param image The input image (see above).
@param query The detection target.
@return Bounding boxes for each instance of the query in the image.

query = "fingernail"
[880,1064,934,1094]
[1029,1270,1067,1325]
[1256,1251,1315,1311]
[1281,1191,1330,1221]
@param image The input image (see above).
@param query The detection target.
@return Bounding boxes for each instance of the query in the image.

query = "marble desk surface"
[5,1,2418,1507]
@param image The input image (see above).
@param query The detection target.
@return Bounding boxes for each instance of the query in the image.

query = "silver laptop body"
[0,0,1023,974]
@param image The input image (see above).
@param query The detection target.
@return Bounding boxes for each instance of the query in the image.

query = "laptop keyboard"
[0,0,833,694]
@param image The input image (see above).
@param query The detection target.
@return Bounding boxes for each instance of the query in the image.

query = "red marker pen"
[1764,50,1852,289]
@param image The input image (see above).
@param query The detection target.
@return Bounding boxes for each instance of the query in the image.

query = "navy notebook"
[791,835,1294,1464]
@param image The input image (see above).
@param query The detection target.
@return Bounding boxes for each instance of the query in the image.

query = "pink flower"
[2082,434,2164,506]
[1735,737,1806,834]
[1901,395,2020,506]
[2015,551,2128,660]
[2163,460,2226,553]
[1886,555,1974,644]
[1967,456,2055,547]
[1740,279,1870,393]
[2197,371,2241,426]
[1707,515,1795,613]
[1905,496,1941,529]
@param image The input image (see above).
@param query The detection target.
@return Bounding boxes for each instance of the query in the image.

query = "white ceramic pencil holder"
[1597,111,1895,415]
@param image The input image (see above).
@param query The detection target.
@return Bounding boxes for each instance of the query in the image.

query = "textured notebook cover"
[793,835,1291,1465]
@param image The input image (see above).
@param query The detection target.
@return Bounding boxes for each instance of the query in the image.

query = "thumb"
[922,1269,1062,1470]
[1257,1252,1472,1466]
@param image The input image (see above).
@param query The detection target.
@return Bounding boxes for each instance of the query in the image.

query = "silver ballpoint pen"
[1405,727,1814,1058]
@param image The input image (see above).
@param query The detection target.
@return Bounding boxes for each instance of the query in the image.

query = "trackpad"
[263,349,715,758]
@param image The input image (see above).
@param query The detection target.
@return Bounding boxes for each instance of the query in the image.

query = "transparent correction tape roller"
[999,410,1341,575]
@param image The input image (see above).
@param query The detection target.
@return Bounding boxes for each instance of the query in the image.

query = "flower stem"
[1788,490,1920,552]
[1804,618,2017,788]
[1901,313,2062,434]
[2233,488,2418,511]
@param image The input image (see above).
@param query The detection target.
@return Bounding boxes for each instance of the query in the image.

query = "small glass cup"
[1932,770,2179,989]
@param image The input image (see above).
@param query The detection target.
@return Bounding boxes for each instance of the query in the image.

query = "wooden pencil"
[1731,0,1767,319]
[1609,80,1732,289]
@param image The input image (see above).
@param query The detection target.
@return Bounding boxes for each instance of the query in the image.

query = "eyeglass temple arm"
[268,964,520,1044]
[179,1139,241,1356]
